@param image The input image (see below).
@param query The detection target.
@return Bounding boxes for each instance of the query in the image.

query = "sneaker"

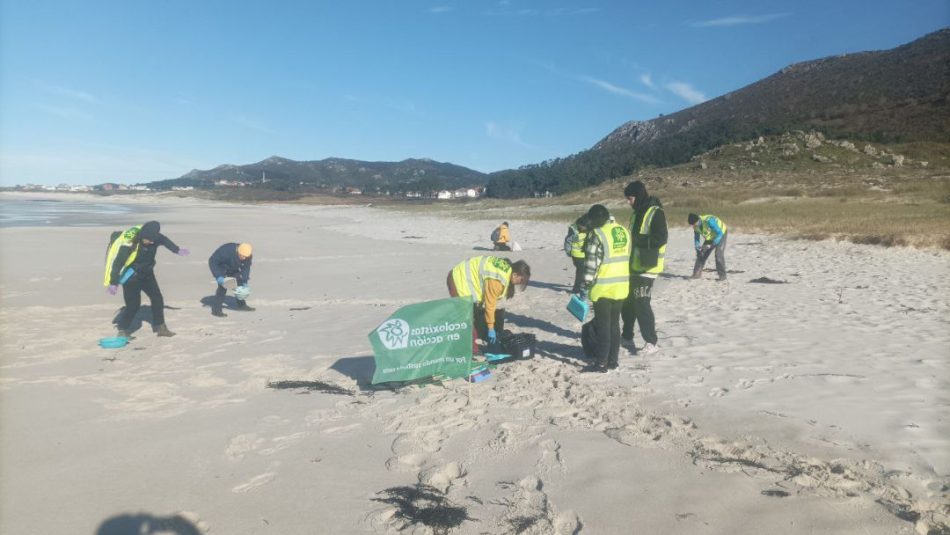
[640,343,659,355]
[116,329,132,338]
[234,304,256,312]
[622,338,638,355]
[212,310,227,318]
[581,364,608,374]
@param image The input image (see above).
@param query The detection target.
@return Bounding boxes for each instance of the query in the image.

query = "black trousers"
[117,274,164,329]
[693,233,728,279]
[571,257,586,294]
[213,285,247,311]
[621,275,657,345]
[592,298,623,367]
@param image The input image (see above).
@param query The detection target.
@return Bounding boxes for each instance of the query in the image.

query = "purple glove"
[107,285,118,296]
[177,248,190,256]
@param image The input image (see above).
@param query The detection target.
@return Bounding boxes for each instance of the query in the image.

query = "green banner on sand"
[368,297,473,384]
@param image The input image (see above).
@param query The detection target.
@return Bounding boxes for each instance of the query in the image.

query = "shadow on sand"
[95,512,202,535]
[110,305,179,334]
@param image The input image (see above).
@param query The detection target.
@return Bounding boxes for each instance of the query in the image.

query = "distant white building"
[436,190,452,200]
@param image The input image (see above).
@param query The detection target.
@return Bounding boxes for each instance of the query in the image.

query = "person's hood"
[139,221,161,241]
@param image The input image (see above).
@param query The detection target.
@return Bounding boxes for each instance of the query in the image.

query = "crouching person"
[209,242,254,317]
[579,205,630,372]
[447,255,530,353]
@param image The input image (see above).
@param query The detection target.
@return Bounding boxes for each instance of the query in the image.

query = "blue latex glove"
[107,285,118,296]
[216,276,226,286]
[487,328,497,344]
[177,247,190,256]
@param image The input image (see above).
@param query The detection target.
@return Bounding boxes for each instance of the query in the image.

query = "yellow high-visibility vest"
[570,225,587,259]
[698,214,727,242]
[103,226,141,286]
[590,222,631,302]
[451,256,512,303]
[631,205,666,275]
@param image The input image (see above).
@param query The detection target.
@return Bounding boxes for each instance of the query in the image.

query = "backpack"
[490,226,501,242]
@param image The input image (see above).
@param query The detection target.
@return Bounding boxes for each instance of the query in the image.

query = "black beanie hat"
[139,221,161,240]
[587,204,610,228]
[687,213,700,225]
[623,180,647,199]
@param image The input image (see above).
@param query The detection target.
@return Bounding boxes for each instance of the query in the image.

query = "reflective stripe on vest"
[590,223,630,302]
[631,205,666,275]
[699,214,727,242]
[451,256,512,303]
[570,227,587,259]
[103,226,141,286]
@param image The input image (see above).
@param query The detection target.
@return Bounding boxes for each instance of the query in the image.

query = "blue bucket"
[98,336,129,349]
[567,294,589,322]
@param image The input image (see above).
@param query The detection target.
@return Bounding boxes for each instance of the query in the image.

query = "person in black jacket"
[107,221,189,337]
[621,181,668,355]
[208,242,254,317]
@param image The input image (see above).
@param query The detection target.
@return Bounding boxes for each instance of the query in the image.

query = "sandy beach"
[0,192,947,534]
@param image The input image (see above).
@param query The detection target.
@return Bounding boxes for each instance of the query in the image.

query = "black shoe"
[581,364,608,373]
[212,310,227,317]
[234,304,255,312]
[607,362,619,370]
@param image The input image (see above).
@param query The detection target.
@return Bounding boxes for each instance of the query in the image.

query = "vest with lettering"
[630,205,666,275]
[590,222,631,302]
[451,256,512,303]
[569,225,587,259]
[103,226,141,286]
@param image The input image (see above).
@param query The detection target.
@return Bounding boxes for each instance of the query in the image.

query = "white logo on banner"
[377,319,410,350]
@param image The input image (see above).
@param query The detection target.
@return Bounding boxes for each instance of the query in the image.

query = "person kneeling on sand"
[492,221,511,251]
[447,255,530,353]
[578,204,631,372]
[105,221,190,337]
[689,213,728,281]
[208,242,255,317]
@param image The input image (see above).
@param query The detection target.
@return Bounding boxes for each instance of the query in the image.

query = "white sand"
[1,193,947,534]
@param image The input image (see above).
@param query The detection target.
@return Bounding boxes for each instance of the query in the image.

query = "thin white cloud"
[639,73,656,90]
[485,121,531,148]
[488,7,600,16]
[691,13,789,27]
[580,76,660,104]
[40,84,99,104]
[231,115,276,135]
[666,82,707,105]
[426,6,452,13]
[0,145,205,185]
[31,103,93,120]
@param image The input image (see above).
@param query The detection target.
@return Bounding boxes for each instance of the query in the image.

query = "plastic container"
[119,267,135,285]
[98,336,129,349]
[567,294,589,322]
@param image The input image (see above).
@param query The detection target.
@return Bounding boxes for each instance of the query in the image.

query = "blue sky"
[1,1,947,185]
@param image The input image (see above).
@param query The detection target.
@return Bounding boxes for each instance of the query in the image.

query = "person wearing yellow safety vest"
[492,222,511,251]
[577,204,630,372]
[104,221,190,338]
[689,213,728,281]
[563,214,590,294]
[621,181,667,356]
[446,255,531,352]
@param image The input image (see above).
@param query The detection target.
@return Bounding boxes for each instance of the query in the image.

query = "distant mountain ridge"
[486,28,950,197]
[148,156,487,192]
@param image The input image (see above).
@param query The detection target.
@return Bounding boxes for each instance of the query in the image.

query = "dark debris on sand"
[266,380,354,396]
[372,484,474,534]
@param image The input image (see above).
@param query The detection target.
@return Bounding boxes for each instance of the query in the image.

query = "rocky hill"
[486,28,950,198]
[147,156,487,193]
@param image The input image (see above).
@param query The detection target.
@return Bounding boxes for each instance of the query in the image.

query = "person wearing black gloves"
[208,242,254,317]
[104,221,189,337]
[621,180,667,356]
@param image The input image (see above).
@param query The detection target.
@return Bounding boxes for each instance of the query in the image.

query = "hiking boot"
[640,343,659,355]
[581,364,608,374]
[116,329,132,338]
[212,309,227,318]
[156,324,176,337]
[234,304,256,312]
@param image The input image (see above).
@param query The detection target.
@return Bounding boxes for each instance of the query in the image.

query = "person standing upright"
[621,180,667,355]
[564,215,590,294]
[578,204,630,372]
[208,242,255,317]
[104,221,190,337]
[689,213,728,281]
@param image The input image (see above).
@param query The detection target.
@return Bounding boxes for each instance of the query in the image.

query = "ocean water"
[0,198,141,227]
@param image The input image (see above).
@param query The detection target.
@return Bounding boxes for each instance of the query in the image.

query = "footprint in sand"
[322,423,362,435]
[231,472,276,493]
[225,434,265,460]
[708,387,729,397]
[419,461,465,493]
